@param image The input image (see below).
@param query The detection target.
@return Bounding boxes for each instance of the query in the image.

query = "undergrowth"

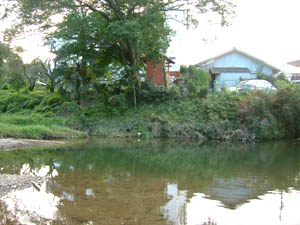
[0,83,299,141]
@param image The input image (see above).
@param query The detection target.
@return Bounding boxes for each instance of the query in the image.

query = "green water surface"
[1,139,300,225]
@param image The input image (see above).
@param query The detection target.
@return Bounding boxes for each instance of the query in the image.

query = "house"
[288,59,300,67]
[194,48,280,92]
[143,57,180,87]
[286,60,300,83]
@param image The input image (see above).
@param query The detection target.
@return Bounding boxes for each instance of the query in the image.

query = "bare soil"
[0,138,65,152]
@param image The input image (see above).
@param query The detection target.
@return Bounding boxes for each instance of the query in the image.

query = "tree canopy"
[1,0,235,104]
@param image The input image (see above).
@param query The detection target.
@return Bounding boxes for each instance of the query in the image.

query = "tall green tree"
[2,0,235,105]
[0,43,25,90]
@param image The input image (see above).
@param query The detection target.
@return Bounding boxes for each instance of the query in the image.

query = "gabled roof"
[287,59,300,67]
[195,47,280,73]
[282,63,300,74]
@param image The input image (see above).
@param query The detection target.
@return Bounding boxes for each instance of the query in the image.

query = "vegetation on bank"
[0,69,299,141]
[0,90,87,139]
[92,82,300,141]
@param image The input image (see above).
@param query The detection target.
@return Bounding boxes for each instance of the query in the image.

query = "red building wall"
[145,61,169,87]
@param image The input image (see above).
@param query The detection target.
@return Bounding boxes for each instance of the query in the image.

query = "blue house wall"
[216,72,256,88]
[196,49,279,90]
[213,52,274,88]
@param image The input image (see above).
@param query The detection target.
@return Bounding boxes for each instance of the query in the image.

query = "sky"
[167,0,300,71]
[1,0,300,71]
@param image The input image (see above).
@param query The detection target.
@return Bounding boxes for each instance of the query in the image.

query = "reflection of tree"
[50,171,169,224]
[279,190,283,221]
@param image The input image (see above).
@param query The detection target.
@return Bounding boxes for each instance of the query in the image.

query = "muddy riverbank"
[0,138,65,152]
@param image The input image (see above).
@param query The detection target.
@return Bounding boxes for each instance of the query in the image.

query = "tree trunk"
[29,80,36,91]
[133,80,137,109]
[50,80,55,93]
[75,79,81,105]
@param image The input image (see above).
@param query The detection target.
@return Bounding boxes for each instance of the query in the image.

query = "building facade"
[195,48,280,91]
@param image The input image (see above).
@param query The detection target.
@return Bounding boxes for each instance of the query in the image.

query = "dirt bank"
[0,138,66,151]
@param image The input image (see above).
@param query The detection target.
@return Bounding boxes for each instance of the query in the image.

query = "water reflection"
[2,182,60,224]
[186,188,300,225]
[0,139,300,224]
[19,164,58,178]
[162,184,187,225]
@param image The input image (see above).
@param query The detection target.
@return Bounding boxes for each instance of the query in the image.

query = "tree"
[24,58,45,91]
[2,0,235,105]
[0,42,11,67]
[47,9,104,104]
[0,41,26,90]
[180,65,211,97]
[41,58,63,93]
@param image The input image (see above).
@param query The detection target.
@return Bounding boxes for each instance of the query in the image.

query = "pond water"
[1,139,300,225]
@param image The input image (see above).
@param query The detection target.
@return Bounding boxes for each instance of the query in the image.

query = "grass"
[0,113,87,140]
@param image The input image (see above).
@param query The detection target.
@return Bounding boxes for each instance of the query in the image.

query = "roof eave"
[194,48,281,73]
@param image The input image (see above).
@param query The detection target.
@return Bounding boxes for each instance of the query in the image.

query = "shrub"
[238,84,300,138]
[138,82,181,104]
[201,92,241,122]
[180,65,211,97]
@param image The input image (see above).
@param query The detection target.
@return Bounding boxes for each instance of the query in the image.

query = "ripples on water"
[1,139,300,225]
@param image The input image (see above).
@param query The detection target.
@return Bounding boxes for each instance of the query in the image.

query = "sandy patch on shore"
[0,138,65,151]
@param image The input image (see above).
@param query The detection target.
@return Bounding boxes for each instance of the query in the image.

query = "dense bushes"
[0,80,299,141]
[180,65,211,97]
[93,82,300,141]
[238,84,300,138]
[138,82,181,104]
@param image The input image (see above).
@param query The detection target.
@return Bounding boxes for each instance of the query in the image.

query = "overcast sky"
[168,0,300,70]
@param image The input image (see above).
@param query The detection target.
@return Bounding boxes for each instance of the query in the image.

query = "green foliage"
[0,53,25,90]
[0,122,86,139]
[24,58,46,91]
[0,89,64,113]
[274,78,291,89]
[238,83,300,138]
[138,82,181,104]
[180,65,211,97]
[0,42,11,67]
[257,72,288,88]
[201,92,241,121]
[93,91,243,140]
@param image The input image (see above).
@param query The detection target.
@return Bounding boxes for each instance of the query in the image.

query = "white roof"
[282,64,300,74]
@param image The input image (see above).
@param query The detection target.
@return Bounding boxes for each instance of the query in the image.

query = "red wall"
[146,61,169,87]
